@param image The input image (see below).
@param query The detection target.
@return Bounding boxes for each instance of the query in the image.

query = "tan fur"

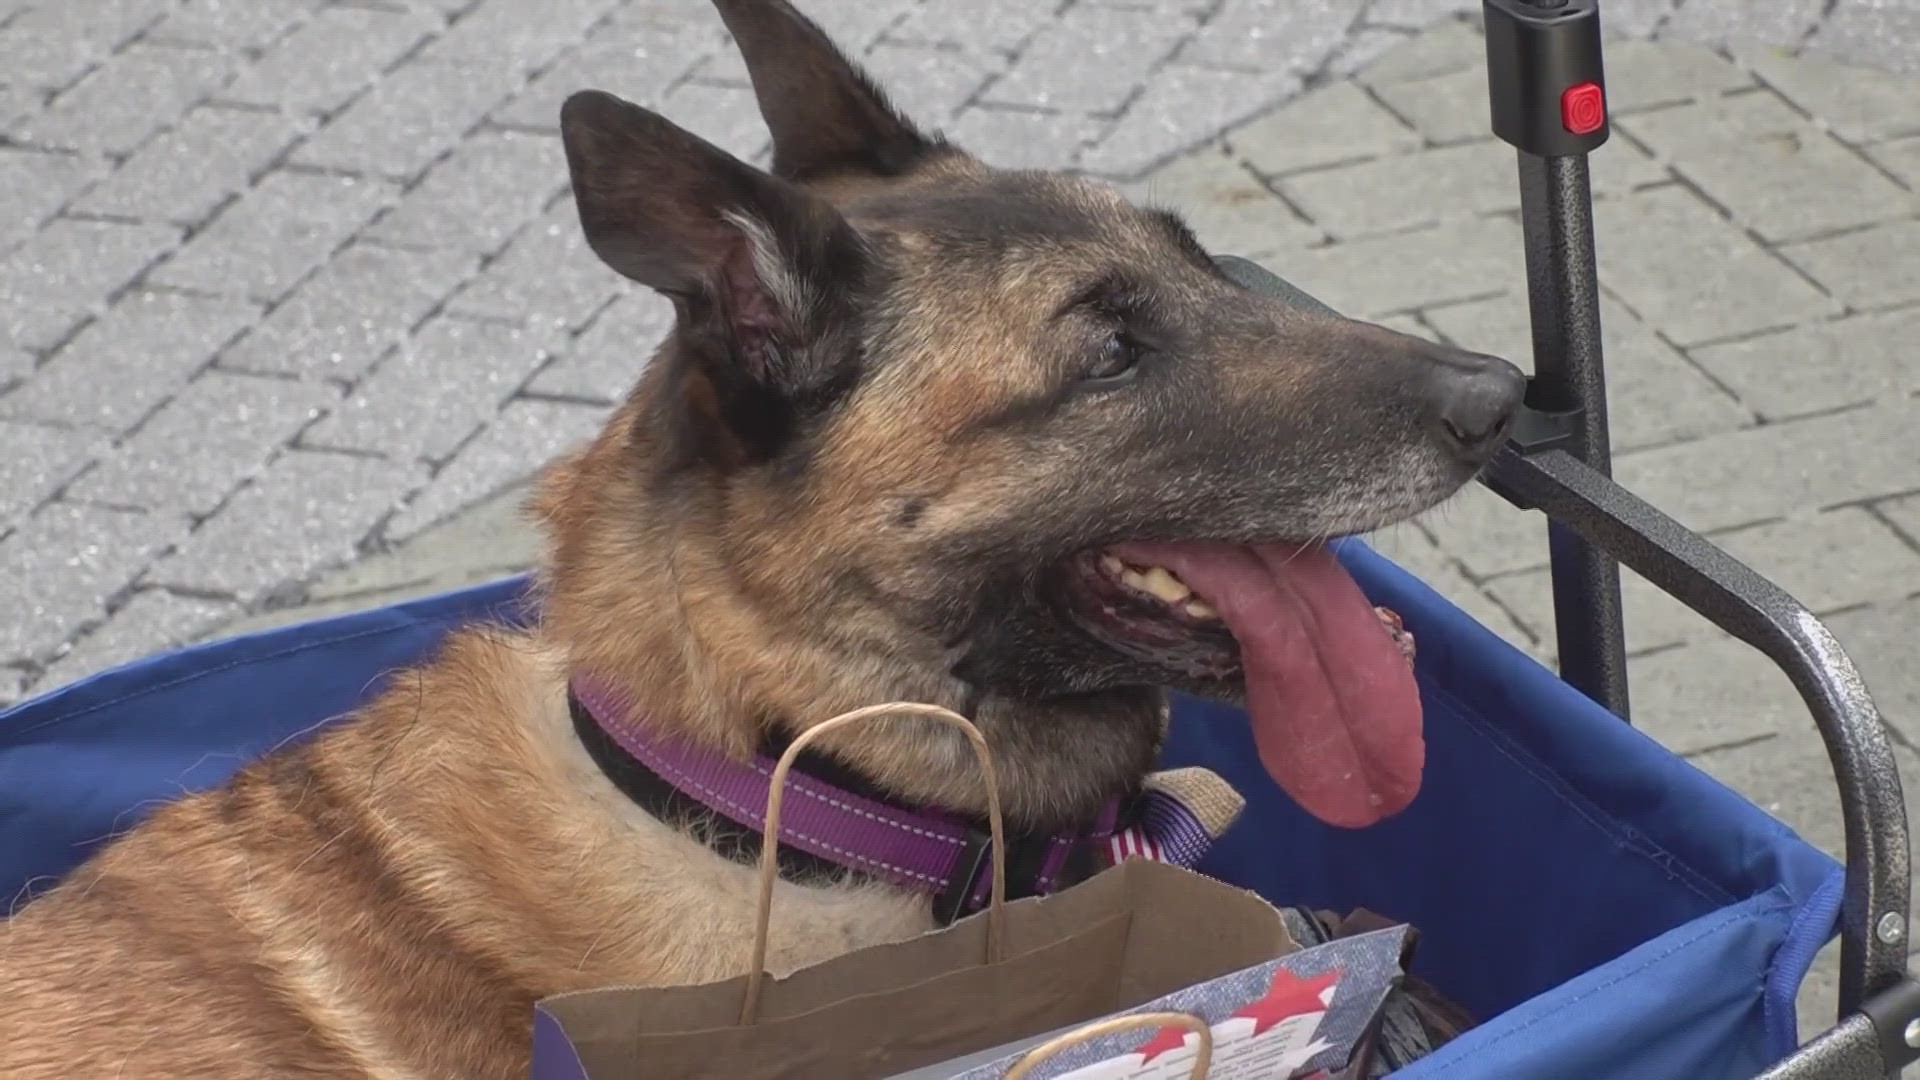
[0,104,1155,1080]
[0,1,1519,1074]
[0,625,932,1079]
[0,223,1155,1075]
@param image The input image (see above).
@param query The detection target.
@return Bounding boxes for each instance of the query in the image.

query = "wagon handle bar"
[1473,3,1918,1072]
[1482,0,1634,721]
[1485,445,1917,1075]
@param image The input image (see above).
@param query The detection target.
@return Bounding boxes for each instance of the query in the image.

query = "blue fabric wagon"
[0,531,1902,1079]
[4,2,1916,1077]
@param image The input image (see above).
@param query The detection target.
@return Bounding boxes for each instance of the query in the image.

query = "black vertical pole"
[1482,0,1632,720]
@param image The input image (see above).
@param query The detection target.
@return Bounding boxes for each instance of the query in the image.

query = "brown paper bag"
[530,703,1296,1080]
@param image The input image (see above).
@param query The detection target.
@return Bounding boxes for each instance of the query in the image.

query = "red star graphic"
[1134,1024,1195,1065]
[1230,967,1342,1037]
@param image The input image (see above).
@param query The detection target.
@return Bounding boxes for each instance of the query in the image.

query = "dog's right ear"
[560,89,869,465]
[710,0,944,182]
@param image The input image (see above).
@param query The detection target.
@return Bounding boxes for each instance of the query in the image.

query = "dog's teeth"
[1100,554,1125,575]
[1184,599,1218,620]
[1138,566,1191,603]
[1116,562,1197,605]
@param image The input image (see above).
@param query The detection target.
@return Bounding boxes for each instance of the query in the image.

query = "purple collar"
[569,678,1219,922]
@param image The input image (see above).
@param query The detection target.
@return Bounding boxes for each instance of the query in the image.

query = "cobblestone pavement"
[5,0,1920,1043]
[7,0,1920,693]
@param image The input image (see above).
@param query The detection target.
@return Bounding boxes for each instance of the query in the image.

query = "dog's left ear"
[711,0,945,182]
[561,89,868,464]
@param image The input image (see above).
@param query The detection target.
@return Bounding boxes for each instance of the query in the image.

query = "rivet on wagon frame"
[1878,911,1905,945]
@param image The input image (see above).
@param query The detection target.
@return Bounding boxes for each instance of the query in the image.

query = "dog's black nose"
[1432,350,1526,457]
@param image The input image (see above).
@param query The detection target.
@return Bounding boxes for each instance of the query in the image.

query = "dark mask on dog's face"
[558,0,1525,830]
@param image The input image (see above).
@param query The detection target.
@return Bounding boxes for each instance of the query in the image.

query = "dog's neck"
[563,676,1173,923]
[532,407,1170,831]
[551,595,1167,831]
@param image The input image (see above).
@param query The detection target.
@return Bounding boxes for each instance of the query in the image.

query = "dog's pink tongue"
[1114,542,1425,828]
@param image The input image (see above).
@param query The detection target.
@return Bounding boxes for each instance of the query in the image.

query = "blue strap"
[1766,866,1846,1057]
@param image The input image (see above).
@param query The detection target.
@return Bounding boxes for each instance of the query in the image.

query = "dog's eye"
[1083,333,1140,387]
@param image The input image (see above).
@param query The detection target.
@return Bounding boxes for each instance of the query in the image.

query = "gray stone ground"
[6,0,1920,1047]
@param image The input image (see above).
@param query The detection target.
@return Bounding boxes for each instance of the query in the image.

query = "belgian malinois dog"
[0,1,1524,1076]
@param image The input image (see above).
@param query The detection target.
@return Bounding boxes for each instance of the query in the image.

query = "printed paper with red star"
[1044,968,1345,1078]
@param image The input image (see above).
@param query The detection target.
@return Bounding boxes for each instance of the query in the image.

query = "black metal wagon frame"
[1374,3,1920,1075]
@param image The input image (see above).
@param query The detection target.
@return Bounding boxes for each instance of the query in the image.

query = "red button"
[1561,82,1606,135]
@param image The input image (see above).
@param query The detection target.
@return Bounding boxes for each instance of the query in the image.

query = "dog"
[0,1,1524,1076]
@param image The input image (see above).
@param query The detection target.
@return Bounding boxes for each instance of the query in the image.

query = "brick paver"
[384,397,608,541]
[71,105,310,227]
[445,201,628,333]
[12,43,236,157]
[301,315,560,463]
[218,242,479,381]
[0,148,106,257]
[143,449,424,603]
[0,218,183,352]
[524,290,673,404]
[1,290,262,430]
[0,503,188,663]
[4,0,1920,1042]
[69,371,338,515]
[218,6,440,116]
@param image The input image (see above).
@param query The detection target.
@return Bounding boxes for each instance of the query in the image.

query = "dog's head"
[544,0,1525,830]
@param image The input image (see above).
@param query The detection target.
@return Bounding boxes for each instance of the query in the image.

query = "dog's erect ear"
[710,0,942,182]
[559,89,861,308]
[560,90,869,463]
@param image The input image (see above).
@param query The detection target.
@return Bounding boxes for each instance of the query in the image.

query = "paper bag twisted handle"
[739,702,1008,1025]
[1006,1012,1214,1080]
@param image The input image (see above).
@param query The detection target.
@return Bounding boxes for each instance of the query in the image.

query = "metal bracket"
[1757,1015,1895,1080]
[1507,401,1580,457]
[1863,977,1920,1074]
[1761,981,1920,1078]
